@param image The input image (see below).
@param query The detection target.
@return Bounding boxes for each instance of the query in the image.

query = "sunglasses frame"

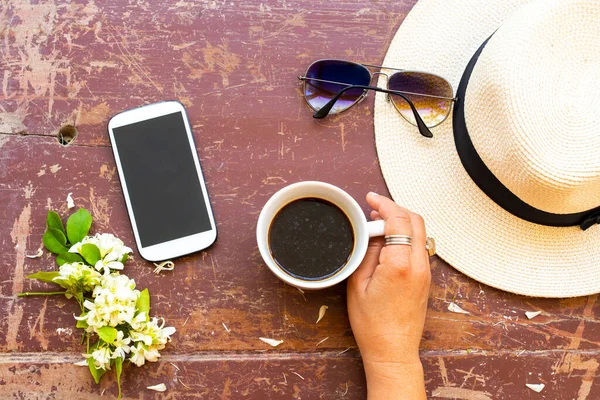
[298,59,457,137]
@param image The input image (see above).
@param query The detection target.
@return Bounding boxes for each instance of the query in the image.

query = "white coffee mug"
[256,181,385,290]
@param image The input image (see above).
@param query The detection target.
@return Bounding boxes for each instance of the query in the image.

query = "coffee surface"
[268,198,354,280]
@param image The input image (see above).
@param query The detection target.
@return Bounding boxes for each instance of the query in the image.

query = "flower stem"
[18,291,67,297]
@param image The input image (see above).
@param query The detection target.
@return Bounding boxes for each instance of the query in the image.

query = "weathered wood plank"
[2,351,599,399]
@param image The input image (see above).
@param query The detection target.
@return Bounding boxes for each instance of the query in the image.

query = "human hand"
[347,192,431,399]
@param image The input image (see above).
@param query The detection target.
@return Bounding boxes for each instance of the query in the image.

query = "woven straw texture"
[467,1,600,214]
[374,0,600,297]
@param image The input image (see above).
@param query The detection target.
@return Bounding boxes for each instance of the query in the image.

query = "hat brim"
[374,0,600,297]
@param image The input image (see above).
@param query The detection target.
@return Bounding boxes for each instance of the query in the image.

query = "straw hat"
[374,0,600,297]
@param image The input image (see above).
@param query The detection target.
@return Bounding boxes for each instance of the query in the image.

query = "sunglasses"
[298,59,457,138]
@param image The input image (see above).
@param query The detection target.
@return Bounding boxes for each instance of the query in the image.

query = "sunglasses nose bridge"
[371,71,389,83]
[370,72,391,101]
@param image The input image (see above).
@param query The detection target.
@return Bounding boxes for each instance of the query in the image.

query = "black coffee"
[268,198,354,280]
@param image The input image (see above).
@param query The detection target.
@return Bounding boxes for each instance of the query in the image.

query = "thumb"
[348,237,384,293]
[348,194,385,293]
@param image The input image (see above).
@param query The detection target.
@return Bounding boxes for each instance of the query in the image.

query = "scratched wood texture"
[1,0,599,399]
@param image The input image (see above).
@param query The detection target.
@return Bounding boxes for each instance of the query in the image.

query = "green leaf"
[80,244,101,266]
[43,228,69,254]
[26,271,60,284]
[76,311,88,329]
[46,211,65,235]
[136,288,150,320]
[57,252,84,266]
[73,291,84,304]
[115,356,123,400]
[76,317,88,329]
[87,355,106,384]
[66,208,93,245]
[97,326,118,344]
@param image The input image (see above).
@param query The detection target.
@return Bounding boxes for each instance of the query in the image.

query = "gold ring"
[426,237,436,256]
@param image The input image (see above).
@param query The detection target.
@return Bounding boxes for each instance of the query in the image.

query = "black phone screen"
[112,111,211,247]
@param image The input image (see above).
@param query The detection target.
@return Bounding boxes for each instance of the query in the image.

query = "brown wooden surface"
[1,0,599,399]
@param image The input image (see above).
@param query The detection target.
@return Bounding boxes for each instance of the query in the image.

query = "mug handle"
[367,219,385,238]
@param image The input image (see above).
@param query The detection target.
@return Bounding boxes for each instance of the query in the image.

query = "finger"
[349,194,387,292]
[370,210,382,221]
[366,192,412,222]
[367,195,414,268]
[348,237,384,293]
[409,212,429,271]
[366,191,381,211]
[409,212,426,253]
[379,213,413,268]
[373,195,413,237]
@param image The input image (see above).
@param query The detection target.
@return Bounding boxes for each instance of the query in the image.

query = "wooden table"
[1,1,598,398]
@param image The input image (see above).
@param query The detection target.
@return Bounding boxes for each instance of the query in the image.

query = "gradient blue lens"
[304,60,371,113]
[388,71,453,127]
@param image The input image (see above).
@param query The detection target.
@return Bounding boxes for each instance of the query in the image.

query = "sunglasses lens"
[388,72,453,127]
[304,60,371,114]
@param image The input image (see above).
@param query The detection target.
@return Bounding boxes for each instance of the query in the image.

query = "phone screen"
[112,111,211,247]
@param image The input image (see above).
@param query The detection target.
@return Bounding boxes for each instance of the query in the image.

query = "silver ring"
[385,234,412,246]
[383,235,436,256]
[385,239,412,246]
[385,235,412,240]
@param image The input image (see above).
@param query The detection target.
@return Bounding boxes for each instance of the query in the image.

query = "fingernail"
[368,191,379,196]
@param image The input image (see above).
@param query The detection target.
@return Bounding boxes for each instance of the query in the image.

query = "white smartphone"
[107,101,217,261]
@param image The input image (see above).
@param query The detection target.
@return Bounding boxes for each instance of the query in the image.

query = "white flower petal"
[316,305,328,324]
[130,352,145,366]
[134,312,147,322]
[162,327,176,337]
[144,347,161,362]
[447,303,470,314]
[147,383,167,392]
[526,383,545,393]
[259,337,284,347]
[74,360,88,366]
[525,311,542,320]
[105,261,124,270]
[83,300,95,310]
[104,250,120,263]
[66,192,75,209]
[94,260,108,272]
